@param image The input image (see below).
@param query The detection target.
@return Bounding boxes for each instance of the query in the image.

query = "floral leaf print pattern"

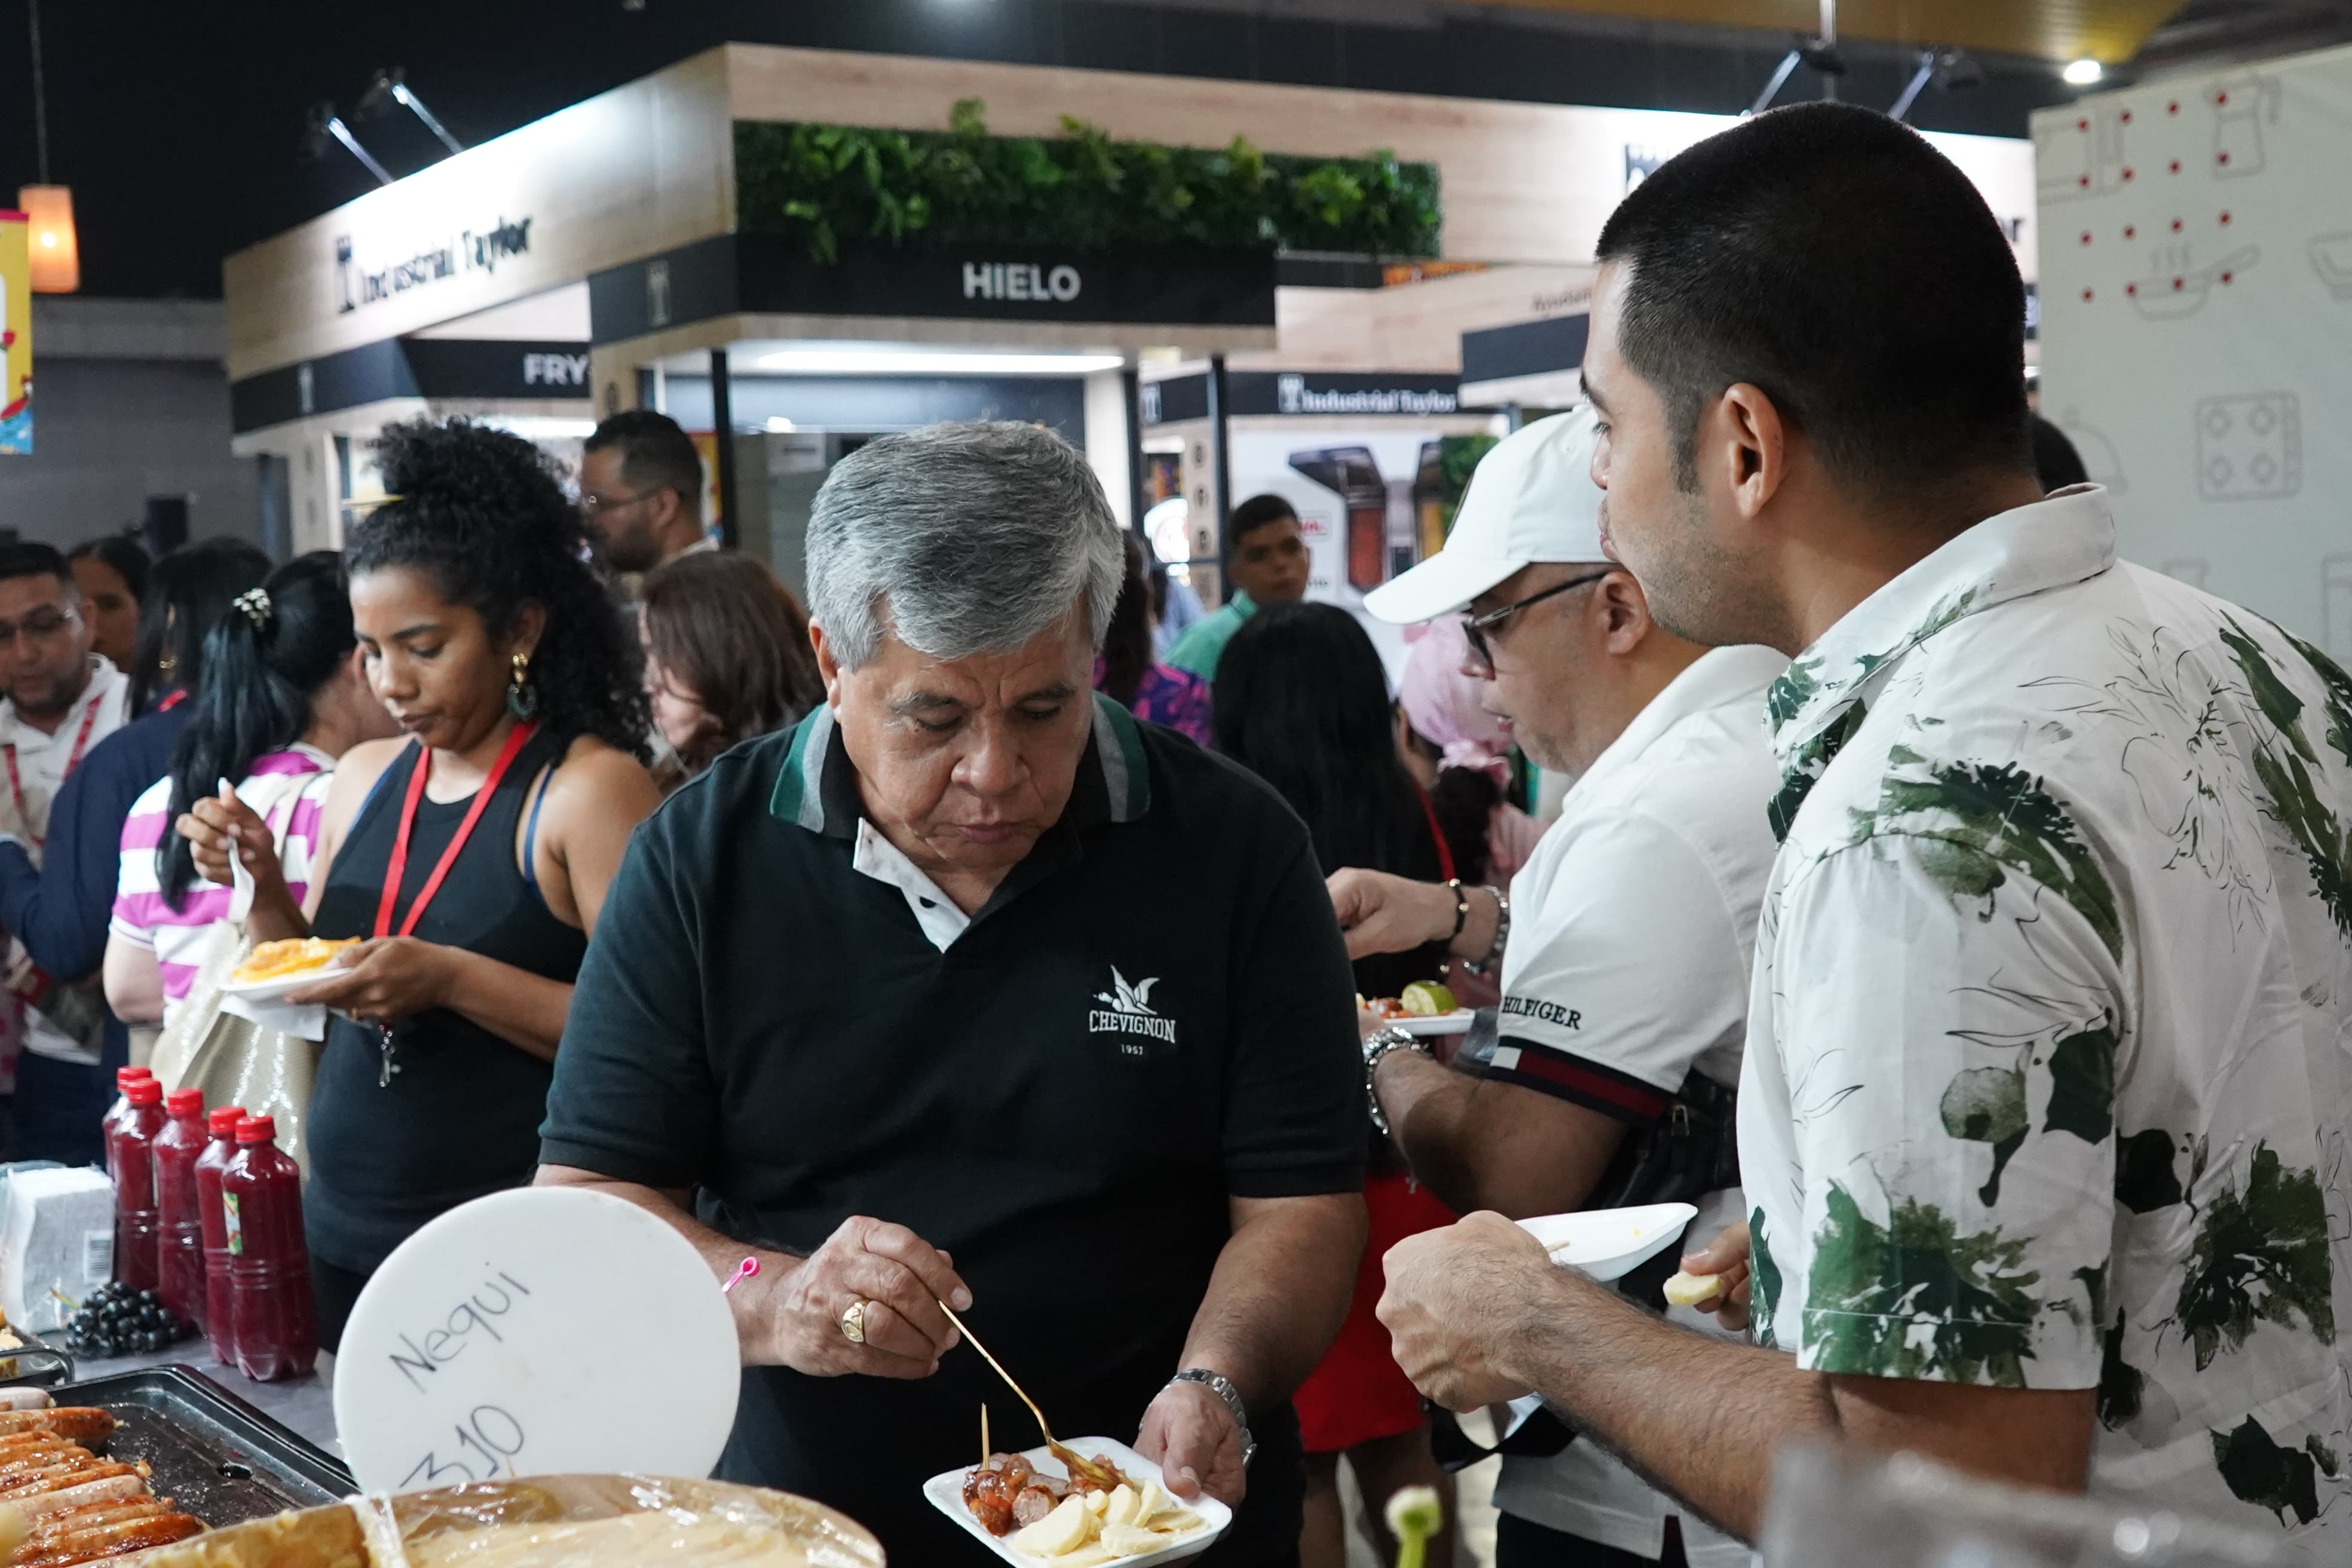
[2213,1414,2324,1526]
[1939,1065,2028,1206]
[2281,628,2352,767]
[2222,618,2352,935]
[1768,702,1866,844]
[1803,1185,2039,1386]
[2043,1021,2118,1144]
[1849,749,2124,960]
[2175,1143,2334,1372]
[2098,1310,2145,1429]
[2115,1128,2186,1213]
[1750,1208,1784,1352]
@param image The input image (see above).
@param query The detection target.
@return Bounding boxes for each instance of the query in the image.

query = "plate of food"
[1362,982,1475,1037]
[219,938,360,1003]
[924,1437,1230,1564]
[1517,1202,1698,1284]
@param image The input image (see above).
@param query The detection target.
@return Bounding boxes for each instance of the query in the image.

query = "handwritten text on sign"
[387,1269,534,1486]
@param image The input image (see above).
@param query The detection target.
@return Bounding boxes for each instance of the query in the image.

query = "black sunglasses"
[1462,569,1612,670]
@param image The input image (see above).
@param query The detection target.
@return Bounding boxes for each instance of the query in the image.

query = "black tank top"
[303,726,586,1272]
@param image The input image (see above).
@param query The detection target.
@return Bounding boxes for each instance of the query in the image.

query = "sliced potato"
[1155,1508,1203,1533]
[1054,1548,1115,1567]
[1100,1523,1166,1557]
[1085,1489,1110,1516]
[1662,1270,1723,1308]
[1009,1496,1092,1557]
[1102,1484,1138,1527]
[1132,1480,1165,1524]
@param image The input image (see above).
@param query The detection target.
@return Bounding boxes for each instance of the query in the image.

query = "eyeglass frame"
[1461,568,1613,672]
[0,603,82,652]
[578,486,659,518]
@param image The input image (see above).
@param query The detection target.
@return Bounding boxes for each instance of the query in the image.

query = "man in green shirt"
[1164,494,1310,679]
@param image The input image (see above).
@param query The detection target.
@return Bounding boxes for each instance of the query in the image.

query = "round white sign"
[333,1187,740,1492]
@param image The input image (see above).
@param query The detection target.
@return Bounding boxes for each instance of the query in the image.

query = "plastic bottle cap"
[117,1067,153,1088]
[126,1079,164,1106]
[166,1088,206,1117]
[235,1115,275,1145]
[207,1106,246,1137]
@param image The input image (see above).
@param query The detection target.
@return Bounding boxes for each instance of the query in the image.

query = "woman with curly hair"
[179,419,659,1347]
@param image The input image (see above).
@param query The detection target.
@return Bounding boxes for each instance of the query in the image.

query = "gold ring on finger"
[839,1298,869,1344]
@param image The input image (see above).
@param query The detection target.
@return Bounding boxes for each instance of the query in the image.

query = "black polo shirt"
[540,695,1363,1560]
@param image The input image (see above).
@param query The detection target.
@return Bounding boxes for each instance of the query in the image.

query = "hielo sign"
[961,261,1082,303]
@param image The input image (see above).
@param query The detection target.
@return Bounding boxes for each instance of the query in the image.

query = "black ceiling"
[0,0,2333,301]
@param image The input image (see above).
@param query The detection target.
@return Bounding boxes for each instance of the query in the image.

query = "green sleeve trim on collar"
[1091,692,1152,823]
[767,705,834,830]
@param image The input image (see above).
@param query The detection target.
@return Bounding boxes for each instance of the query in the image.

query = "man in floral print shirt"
[1375,100,2352,1557]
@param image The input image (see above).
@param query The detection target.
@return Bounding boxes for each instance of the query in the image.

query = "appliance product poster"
[0,213,29,455]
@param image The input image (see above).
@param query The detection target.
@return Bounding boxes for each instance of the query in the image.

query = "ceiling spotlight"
[2063,58,2105,86]
[359,68,464,155]
[302,101,393,185]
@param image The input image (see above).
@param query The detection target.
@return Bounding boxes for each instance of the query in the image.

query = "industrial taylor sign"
[336,216,536,315]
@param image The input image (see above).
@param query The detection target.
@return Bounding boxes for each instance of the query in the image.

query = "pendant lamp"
[17,186,77,294]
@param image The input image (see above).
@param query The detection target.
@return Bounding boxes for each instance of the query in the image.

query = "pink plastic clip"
[722,1256,760,1296]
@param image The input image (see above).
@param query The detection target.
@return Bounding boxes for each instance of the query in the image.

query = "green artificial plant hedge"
[735,99,1441,262]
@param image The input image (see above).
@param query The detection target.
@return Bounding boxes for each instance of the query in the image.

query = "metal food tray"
[47,1365,353,1526]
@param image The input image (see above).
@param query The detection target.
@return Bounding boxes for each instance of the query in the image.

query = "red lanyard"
[1416,785,1458,883]
[156,688,188,712]
[4,694,106,850]
[372,721,538,939]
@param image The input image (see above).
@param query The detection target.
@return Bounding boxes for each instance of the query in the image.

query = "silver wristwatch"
[1171,1367,1255,1467]
[1362,1026,1430,1136]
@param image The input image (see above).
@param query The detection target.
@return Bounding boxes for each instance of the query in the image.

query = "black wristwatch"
[1171,1368,1255,1467]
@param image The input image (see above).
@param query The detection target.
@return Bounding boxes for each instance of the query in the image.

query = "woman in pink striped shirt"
[104,553,399,1026]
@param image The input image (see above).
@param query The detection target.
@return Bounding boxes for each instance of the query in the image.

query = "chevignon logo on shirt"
[1091,967,1177,1053]
[1502,994,1582,1031]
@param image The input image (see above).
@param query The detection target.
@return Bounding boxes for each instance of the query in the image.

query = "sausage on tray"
[0,1413,115,1446]
[16,1511,204,1566]
[7,1474,147,1516]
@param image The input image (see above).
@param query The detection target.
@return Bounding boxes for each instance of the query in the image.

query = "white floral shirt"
[1739,488,2352,1551]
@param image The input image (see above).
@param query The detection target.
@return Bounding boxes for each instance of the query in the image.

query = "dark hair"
[352,419,648,758]
[68,535,152,604]
[2031,414,2090,492]
[1227,493,1297,553]
[0,541,72,592]
[157,552,354,908]
[1398,719,1502,886]
[584,409,703,506]
[1099,531,1157,709]
[1213,601,1443,1000]
[1595,102,2032,498]
[128,538,271,715]
[641,552,821,773]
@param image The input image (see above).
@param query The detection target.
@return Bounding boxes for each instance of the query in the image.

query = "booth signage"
[589,237,1278,343]
[336,215,536,316]
[1141,370,1465,425]
[228,336,592,434]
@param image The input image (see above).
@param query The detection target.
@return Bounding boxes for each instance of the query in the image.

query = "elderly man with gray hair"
[540,422,1368,1562]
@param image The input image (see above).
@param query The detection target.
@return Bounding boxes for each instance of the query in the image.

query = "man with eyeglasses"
[1327,408,1783,1567]
[0,541,131,1147]
[581,410,714,575]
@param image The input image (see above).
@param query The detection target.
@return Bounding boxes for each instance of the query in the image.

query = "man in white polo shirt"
[1331,408,1783,1567]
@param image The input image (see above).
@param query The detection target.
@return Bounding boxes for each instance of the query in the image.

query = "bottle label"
[223,1192,243,1258]
[81,1229,111,1285]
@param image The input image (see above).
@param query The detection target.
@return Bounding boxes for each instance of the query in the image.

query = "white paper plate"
[218,963,351,1003]
[922,1437,1233,1564]
[1517,1202,1698,1282]
[1391,1010,1475,1037]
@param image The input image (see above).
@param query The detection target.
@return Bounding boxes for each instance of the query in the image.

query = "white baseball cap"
[1362,406,1606,624]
